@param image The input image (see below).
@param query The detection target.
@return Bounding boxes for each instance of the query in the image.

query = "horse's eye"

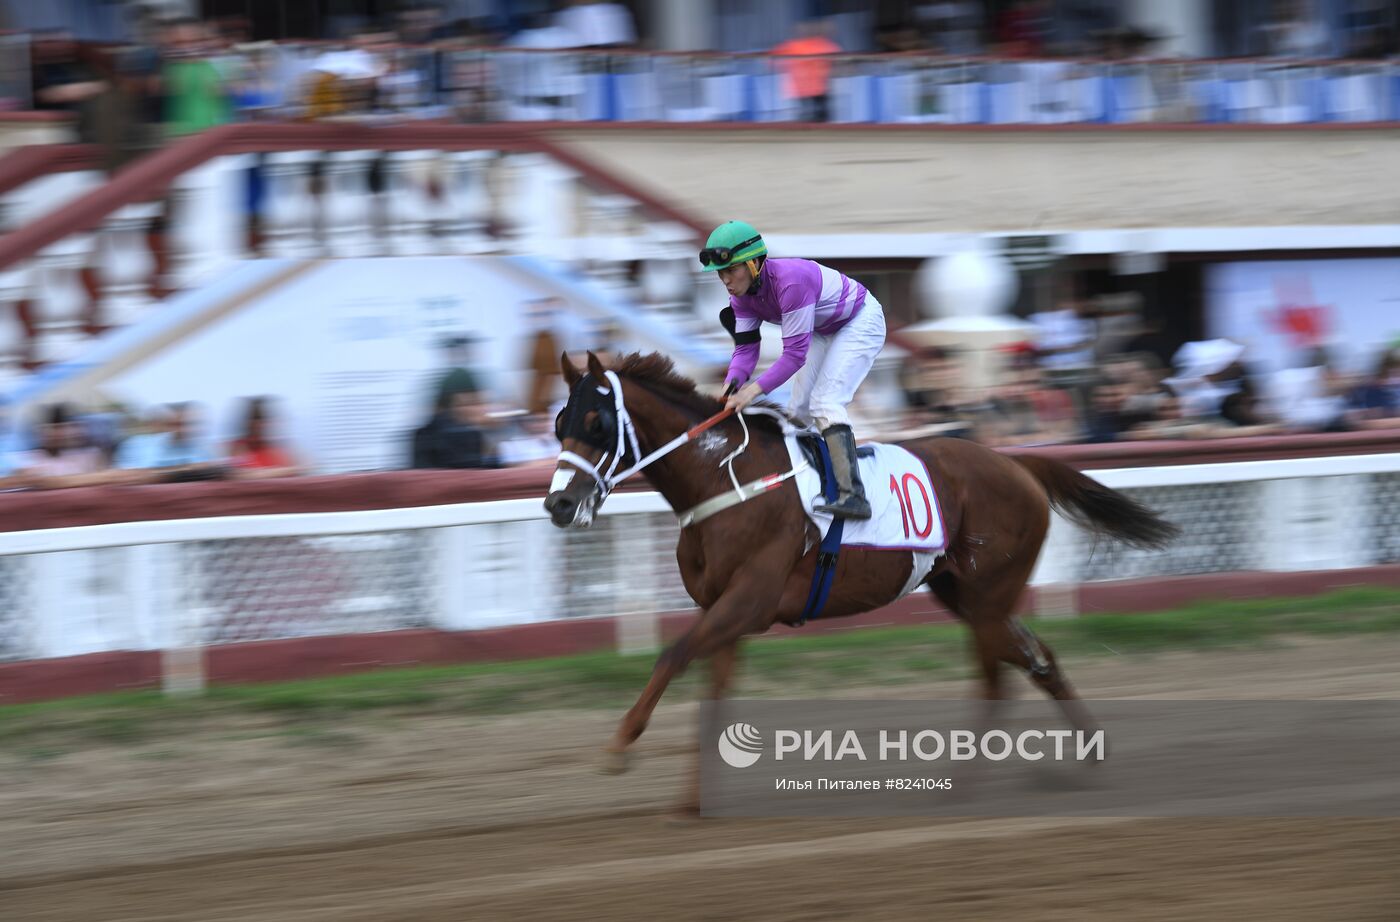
[588,415,603,435]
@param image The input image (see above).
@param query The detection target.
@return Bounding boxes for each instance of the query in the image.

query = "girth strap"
[798,434,845,626]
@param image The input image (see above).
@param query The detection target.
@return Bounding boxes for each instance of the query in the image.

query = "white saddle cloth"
[784,437,948,601]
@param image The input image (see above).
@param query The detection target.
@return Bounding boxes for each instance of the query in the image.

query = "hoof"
[598,749,630,775]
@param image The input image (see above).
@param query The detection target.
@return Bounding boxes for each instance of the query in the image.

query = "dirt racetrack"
[2,635,1398,922]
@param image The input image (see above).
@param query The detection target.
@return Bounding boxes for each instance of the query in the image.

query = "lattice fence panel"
[1077,481,1265,583]
[0,556,35,661]
[183,532,433,643]
[1365,472,1400,565]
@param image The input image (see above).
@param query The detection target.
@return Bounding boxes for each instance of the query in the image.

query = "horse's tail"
[1013,454,1179,550]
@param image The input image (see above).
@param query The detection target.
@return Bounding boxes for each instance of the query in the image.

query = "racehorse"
[545,351,1177,809]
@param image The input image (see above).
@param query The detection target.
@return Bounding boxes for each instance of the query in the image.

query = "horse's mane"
[611,352,788,430]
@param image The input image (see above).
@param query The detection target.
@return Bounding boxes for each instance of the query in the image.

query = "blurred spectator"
[1348,349,1400,429]
[1081,354,1167,443]
[379,47,431,112]
[162,18,232,136]
[1166,339,1247,419]
[1270,348,1350,433]
[916,2,982,55]
[1121,393,1205,441]
[899,346,979,438]
[507,10,582,117]
[306,28,391,120]
[440,24,496,121]
[29,28,107,143]
[230,43,284,118]
[432,333,486,409]
[497,413,558,467]
[116,402,224,482]
[1082,378,1126,443]
[0,397,28,483]
[398,3,450,45]
[1348,26,1395,58]
[412,390,498,469]
[556,0,638,49]
[115,407,172,467]
[1258,0,1329,58]
[1217,374,1276,432]
[875,22,925,53]
[105,8,166,168]
[10,404,120,490]
[524,298,564,415]
[1110,354,1169,431]
[982,352,1078,447]
[227,397,302,479]
[995,0,1054,57]
[1031,299,1096,375]
[773,20,841,123]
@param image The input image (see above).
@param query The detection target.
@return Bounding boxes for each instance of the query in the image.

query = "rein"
[554,370,808,526]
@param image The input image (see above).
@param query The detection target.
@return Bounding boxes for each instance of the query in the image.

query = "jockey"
[703,220,887,520]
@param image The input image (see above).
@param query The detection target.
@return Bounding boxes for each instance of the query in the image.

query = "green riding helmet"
[699,220,767,272]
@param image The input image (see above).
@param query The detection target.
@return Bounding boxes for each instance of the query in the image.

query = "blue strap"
[798,436,844,626]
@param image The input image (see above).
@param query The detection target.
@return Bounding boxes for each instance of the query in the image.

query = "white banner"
[1205,258,1400,372]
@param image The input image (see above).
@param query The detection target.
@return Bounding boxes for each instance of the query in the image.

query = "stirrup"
[814,492,872,520]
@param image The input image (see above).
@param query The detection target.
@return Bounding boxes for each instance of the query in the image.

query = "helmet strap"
[744,257,764,295]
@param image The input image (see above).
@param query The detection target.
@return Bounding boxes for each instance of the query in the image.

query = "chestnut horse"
[545,352,1177,803]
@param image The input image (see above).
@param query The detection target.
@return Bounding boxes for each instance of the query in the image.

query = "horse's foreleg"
[671,642,743,818]
[708,642,739,700]
[603,566,781,772]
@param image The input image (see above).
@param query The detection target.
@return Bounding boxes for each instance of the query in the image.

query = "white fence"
[1,453,1399,665]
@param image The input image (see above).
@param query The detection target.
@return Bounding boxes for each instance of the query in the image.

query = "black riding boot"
[812,424,872,520]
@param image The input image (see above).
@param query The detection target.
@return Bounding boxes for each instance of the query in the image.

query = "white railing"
[0,137,715,374]
[0,452,1398,669]
[201,44,1400,126]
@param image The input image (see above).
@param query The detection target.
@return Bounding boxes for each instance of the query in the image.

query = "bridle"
[552,370,807,526]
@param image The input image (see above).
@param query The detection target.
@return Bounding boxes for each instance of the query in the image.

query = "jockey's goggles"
[698,235,762,269]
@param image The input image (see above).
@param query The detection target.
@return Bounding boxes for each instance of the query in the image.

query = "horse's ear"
[561,352,582,387]
[586,350,607,382]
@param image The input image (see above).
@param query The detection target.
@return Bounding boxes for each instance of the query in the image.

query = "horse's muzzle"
[544,491,594,529]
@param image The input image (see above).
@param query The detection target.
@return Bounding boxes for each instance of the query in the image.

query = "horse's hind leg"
[931,562,1096,733]
[1003,618,1098,735]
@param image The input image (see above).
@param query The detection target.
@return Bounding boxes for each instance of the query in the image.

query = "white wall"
[100,258,597,473]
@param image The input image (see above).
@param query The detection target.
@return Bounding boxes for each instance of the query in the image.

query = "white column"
[382,150,436,256]
[639,257,693,313]
[433,525,471,630]
[31,236,95,364]
[98,202,160,328]
[1260,475,1369,573]
[435,150,495,254]
[321,150,378,258]
[3,170,103,233]
[261,151,320,258]
[0,265,30,389]
[164,154,250,288]
[1122,0,1212,58]
[639,220,698,314]
[508,152,578,260]
[584,193,637,292]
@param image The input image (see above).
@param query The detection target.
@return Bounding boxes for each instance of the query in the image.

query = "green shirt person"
[164,56,230,136]
[161,19,231,137]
